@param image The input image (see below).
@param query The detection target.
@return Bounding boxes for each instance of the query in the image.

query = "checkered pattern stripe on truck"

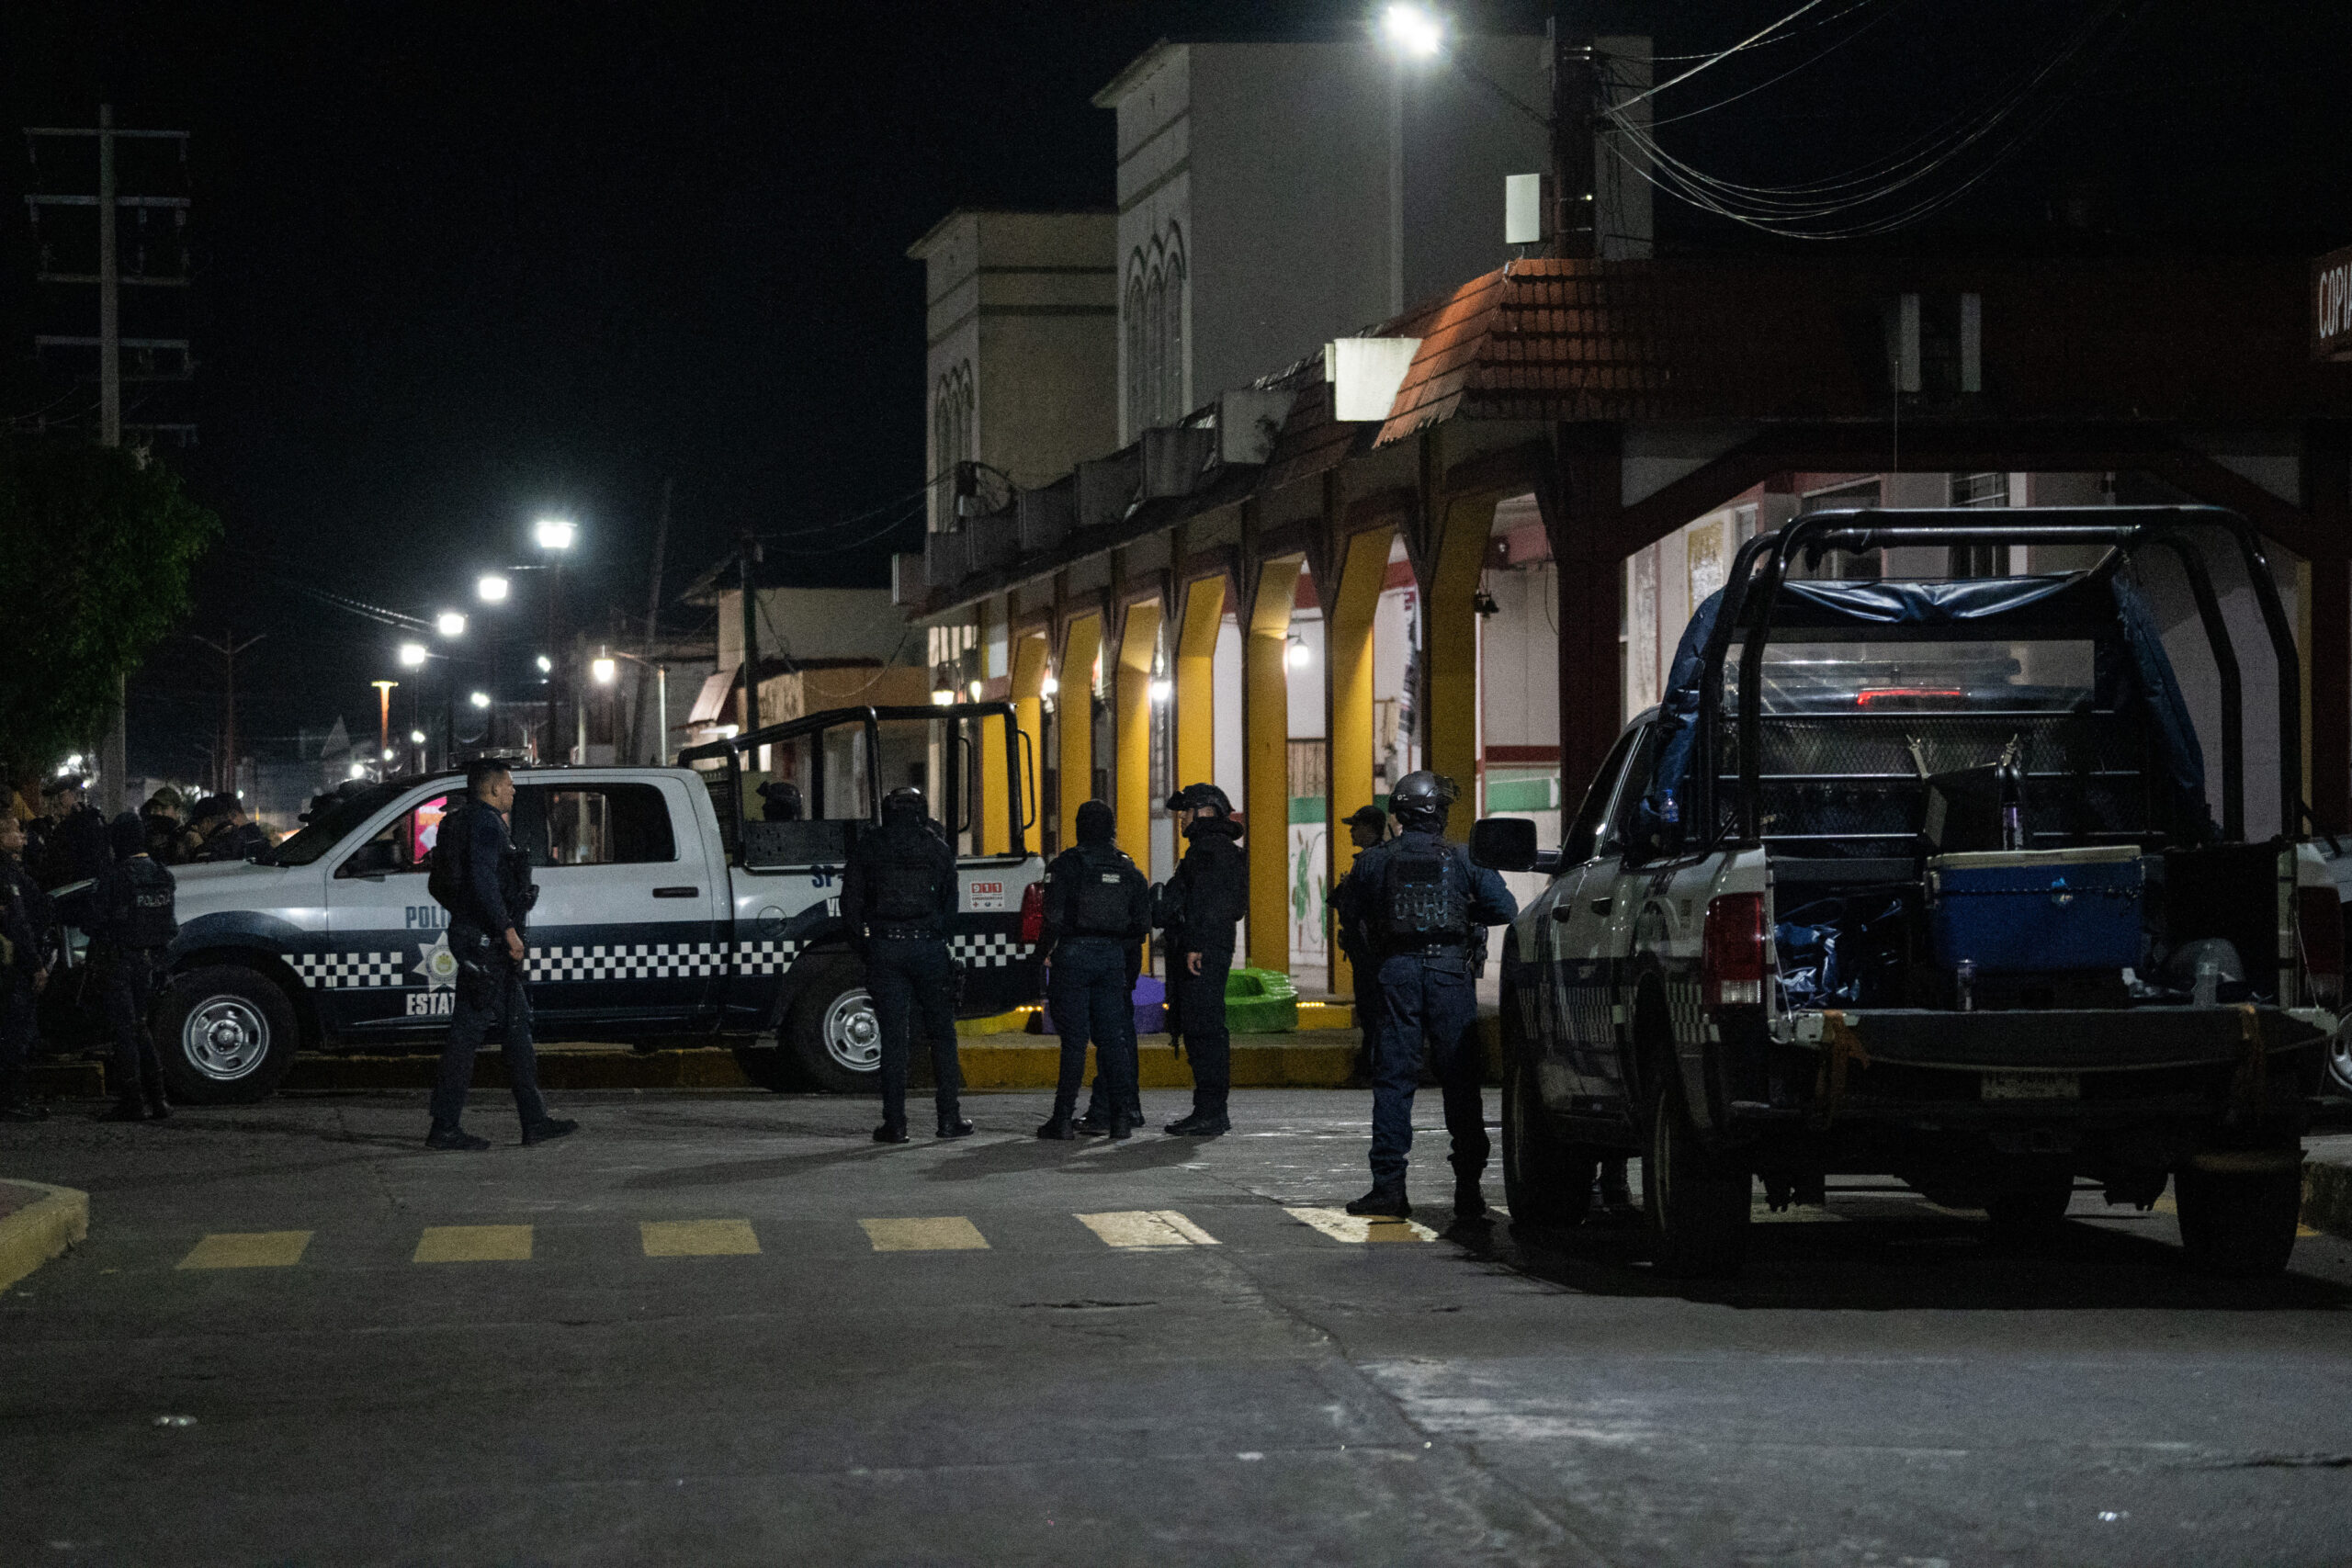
[527,943,731,982]
[287,933,1036,988]
[289,953,406,989]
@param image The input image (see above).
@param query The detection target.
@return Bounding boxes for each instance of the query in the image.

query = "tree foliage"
[0,439,220,775]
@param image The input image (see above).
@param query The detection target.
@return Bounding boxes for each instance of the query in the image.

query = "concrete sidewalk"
[0,1179,86,1293]
[2304,1134,2352,1240]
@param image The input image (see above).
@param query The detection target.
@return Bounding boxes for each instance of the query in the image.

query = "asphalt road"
[4,1088,2351,1567]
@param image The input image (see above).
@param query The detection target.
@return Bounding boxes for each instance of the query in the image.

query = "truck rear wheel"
[2175,1157,2302,1278]
[786,959,882,1095]
[154,966,299,1105]
[1643,1070,1751,1278]
[1501,1060,1595,1228]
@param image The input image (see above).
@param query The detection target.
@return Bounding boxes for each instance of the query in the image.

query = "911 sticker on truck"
[967,880,1004,910]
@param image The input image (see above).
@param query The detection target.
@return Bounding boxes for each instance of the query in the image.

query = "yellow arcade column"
[1010,631,1047,852]
[1425,495,1496,842]
[978,688,1011,857]
[1114,598,1162,860]
[1324,526,1392,993]
[1245,556,1304,975]
[1173,576,1224,793]
[1057,615,1102,852]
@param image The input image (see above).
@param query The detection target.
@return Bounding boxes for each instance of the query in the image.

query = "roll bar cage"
[1686,506,2302,850]
[677,702,1033,857]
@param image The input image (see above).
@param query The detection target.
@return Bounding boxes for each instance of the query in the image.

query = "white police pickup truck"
[1476,509,2344,1280]
[138,703,1046,1103]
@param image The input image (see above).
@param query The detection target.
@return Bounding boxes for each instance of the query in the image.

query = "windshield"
[260,780,444,866]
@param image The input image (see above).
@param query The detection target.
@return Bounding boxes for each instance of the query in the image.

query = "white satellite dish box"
[1505,173,1546,245]
[1325,337,1422,423]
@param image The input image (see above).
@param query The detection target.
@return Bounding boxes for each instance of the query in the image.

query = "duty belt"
[870,923,941,942]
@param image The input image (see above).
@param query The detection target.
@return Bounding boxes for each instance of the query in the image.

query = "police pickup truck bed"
[1476,509,2343,1280]
[130,704,1046,1103]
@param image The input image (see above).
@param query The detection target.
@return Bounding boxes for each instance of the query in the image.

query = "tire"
[1985,1177,2075,1235]
[154,966,300,1105]
[786,959,883,1095]
[2175,1158,2302,1278]
[1501,1059,1596,1228]
[1642,1060,1751,1278]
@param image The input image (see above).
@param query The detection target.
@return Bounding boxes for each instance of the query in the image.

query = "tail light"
[1702,892,1769,1010]
[1019,882,1046,945]
[2295,886,2344,1007]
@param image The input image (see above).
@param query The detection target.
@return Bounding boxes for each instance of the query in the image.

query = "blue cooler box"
[1927,845,2144,975]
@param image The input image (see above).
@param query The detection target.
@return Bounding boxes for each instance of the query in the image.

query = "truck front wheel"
[1643,1071,1751,1278]
[786,959,883,1095]
[154,966,300,1105]
[2175,1156,2302,1278]
[1501,1060,1595,1228]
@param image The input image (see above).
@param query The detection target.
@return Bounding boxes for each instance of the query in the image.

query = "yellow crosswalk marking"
[640,1219,761,1257]
[413,1224,533,1263]
[1283,1207,1436,1244]
[860,1217,989,1252]
[177,1231,312,1270]
[1077,1211,1219,1248]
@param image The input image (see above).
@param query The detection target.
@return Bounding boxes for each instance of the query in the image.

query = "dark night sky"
[0,1,2343,778]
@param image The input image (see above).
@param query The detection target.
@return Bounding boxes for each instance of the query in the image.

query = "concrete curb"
[2302,1141,2352,1240]
[0,1179,89,1293]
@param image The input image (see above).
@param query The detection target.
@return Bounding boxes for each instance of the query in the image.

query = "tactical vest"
[867,831,945,924]
[1071,848,1139,937]
[118,860,178,951]
[1383,838,1469,946]
[425,802,473,915]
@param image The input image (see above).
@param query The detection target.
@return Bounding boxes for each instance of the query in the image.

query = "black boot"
[522,1116,579,1145]
[936,1113,976,1139]
[1346,1183,1411,1218]
[425,1125,491,1151]
[1036,1111,1078,1140]
[1072,1111,1109,1136]
[1163,1109,1230,1136]
[1451,1157,1488,1221]
[872,1122,910,1145]
[1107,1110,1136,1142]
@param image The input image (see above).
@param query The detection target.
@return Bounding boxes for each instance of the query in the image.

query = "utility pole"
[1550,6,1598,260]
[371,681,398,766]
[642,477,671,762]
[737,526,763,736]
[191,631,264,796]
[23,107,193,815]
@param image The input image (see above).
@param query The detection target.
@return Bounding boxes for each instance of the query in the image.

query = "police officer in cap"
[89,812,177,1122]
[842,784,970,1143]
[1332,803,1388,1083]
[1331,772,1517,1220]
[37,775,110,891]
[1036,799,1151,1141]
[1156,782,1247,1135]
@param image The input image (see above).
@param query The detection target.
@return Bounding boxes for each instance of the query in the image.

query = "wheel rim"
[2329,1028,2352,1096]
[182,997,271,1081]
[821,988,882,1074]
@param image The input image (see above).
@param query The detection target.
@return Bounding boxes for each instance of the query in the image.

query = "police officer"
[0,814,50,1121]
[1332,772,1518,1221]
[90,813,177,1122]
[1036,799,1151,1141]
[425,760,577,1150]
[842,784,971,1144]
[37,776,110,890]
[1332,803,1388,1084]
[1157,783,1247,1136]
[757,781,805,823]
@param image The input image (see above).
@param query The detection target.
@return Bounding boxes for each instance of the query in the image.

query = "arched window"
[1143,261,1167,428]
[1125,265,1148,439]
[932,365,974,529]
[1159,228,1186,422]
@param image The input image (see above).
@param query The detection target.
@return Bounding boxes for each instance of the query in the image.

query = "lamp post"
[599,647,672,765]
[370,681,398,764]
[398,641,431,768]
[535,518,576,760]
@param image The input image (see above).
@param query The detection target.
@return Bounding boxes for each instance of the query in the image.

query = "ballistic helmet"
[882,784,925,822]
[1166,782,1232,817]
[1387,771,1457,832]
[1075,798,1115,846]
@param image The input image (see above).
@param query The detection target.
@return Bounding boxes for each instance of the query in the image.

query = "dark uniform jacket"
[87,856,178,953]
[841,818,957,944]
[1,872,40,988]
[2,860,54,969]
[443,801,536,940]
[1331,829,1518,962]
[1039,842,1151,957]
[39,806,109,889]
[1157,818,1247,956]
[199,820,266,864]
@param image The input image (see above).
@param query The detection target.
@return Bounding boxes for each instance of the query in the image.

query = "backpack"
[1072,847,1142,937]
[425,802,473,915]
[1383,837,1469,945]
[867,830,945,923]
[120,860,179,951]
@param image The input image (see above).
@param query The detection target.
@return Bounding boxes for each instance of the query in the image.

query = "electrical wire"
[1637,0,1925,130]
[1610,0,1850,110]
[1618,0,1892,62]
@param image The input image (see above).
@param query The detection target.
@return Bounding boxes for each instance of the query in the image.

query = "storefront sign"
[2314,244,2352,361]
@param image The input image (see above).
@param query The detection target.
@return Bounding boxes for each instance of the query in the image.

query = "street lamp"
[536,654,552,674]
[469,690,491,709]
[535,517,576,760]
[598,647,674,763]
[409,729,426,745]
[399,642,428,669]
[591,654,617,685]
[1380,3,1444,57]
[476,573,510,604]
[534,517,576,552]
[435,611,467,638]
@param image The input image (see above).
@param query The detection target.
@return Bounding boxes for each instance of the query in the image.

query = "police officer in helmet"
[842,784,971,1143]
[1332,803,1388,1084]
[1156,782,1247,1135]
[1331,771,1517,1220]
[90,812,177,1122]
[1037,799,1151,1141]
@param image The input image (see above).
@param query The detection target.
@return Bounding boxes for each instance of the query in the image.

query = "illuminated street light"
[1380,3,1444,58]
[931,685,956,706]
[435,611,467,637]
[534,518,577,551]
[967,679,985,701]
[409,729,427,745]
[399,642,428,669]
[477,573,510,604]
[537,654,552,673]
[381,748,395,761]
[592,655,617,685]
[347,761,368,780]
[469,690,492,709]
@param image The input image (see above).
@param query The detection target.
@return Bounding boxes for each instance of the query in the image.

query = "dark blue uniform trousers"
[1051,939,1137,1119]
[1,985,37,1103]
[431,944,548,1132]
[1368,950,1489,1188]
[1174,946,1233,1116]
[102,946,164,1100]
[865,937,962,1129]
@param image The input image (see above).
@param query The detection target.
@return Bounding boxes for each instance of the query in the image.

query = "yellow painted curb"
[0,1179,89,1294]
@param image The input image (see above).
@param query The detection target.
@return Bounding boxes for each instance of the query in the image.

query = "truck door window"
[334,793,451,879]
[1563,726,1644,864]
[512,784,677,867]
[1600,728,1663,858]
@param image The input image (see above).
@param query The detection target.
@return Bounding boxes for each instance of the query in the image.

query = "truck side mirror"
[1470,817,1539,874]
